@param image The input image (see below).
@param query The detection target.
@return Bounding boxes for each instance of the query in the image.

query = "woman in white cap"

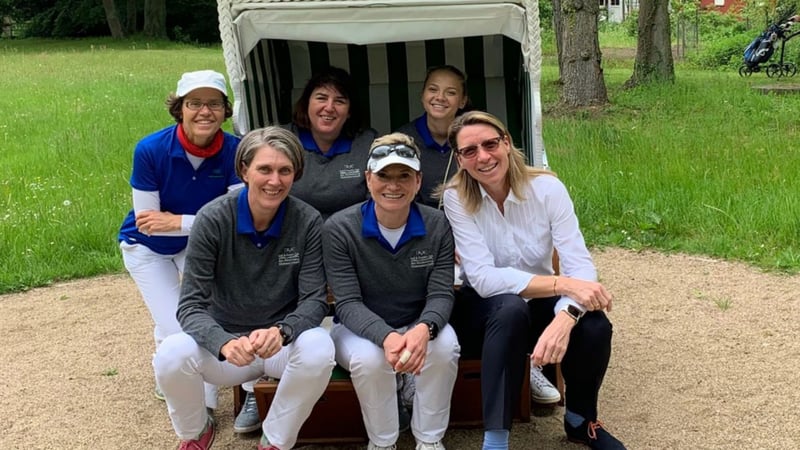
[322,133,460,450]
[118,70,242,406]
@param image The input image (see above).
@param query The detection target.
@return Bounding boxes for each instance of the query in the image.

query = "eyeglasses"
[369,144,419,160]
[455,136,504,159]
[184,100,225,111]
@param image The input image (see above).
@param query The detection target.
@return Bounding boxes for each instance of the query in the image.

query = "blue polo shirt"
[360,199,426,254]
[235,188,288,248]
[414,114,450,154]
[298,128,353,158]
[118,125,241,255]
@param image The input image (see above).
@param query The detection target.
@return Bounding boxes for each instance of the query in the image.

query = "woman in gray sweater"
[322,133,460,450]
[154,127,335,450]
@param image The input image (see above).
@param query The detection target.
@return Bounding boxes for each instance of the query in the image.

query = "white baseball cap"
[366,143,421,172]
[176,70,227,97]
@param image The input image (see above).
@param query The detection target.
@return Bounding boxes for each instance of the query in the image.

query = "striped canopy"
[217,0,547,167]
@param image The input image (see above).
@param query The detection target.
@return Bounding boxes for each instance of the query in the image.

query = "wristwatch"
[564,305,585,323]
[276,323,294,346]
[421,321,439,340]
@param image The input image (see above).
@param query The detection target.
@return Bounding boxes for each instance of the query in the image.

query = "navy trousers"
[450,286,613,430]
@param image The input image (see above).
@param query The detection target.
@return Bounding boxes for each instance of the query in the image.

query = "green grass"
[0,38,230,293]
[542,62,800,272]
[1,35,800,294]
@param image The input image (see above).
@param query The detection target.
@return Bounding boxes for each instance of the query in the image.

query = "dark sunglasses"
[369,144,419,159]
[455,136,504,159]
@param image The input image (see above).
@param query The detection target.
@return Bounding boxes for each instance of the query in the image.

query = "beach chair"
[218,0,559,443]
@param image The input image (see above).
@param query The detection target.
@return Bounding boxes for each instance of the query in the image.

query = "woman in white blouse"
[441,111,626,450]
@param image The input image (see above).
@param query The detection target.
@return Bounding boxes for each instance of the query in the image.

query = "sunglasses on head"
[455,135,504,159]
[369,144,419,159]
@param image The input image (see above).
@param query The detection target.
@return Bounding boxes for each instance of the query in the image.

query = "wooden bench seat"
[233,276,565,445]
[234,357,532,445]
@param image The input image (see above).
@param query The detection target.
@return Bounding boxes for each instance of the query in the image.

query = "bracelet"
[553,275,559,297]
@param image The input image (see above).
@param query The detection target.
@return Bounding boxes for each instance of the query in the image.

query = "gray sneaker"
[233,391,261,433]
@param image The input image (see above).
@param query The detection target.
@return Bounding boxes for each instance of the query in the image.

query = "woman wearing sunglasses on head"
[322,133,461,450]
[395,65,469,209]
[442,111,626,450]
[118,70,241,410]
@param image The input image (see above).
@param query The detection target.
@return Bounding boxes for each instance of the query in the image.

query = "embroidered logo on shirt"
[410,249,435,268]
[278,247,300,266]
[339,164,361,180]
[209,168,224,178]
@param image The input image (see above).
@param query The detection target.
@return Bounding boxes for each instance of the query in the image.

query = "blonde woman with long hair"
[442,111,625,450]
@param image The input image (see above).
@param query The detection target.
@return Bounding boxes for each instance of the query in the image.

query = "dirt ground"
[2,247,799,450]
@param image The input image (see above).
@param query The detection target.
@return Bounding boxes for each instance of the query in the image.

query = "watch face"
[567,305,583,319]
[426,321,437,339]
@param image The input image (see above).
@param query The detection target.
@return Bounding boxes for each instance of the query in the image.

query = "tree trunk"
[143,0,166,39]
[559,0,608,107]
[126,0,138,34]
[102,0,125,38]
[552,0,565,81]
[625,0,674,87]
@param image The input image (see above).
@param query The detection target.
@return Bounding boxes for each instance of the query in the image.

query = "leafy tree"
[27,0,107,38]
[101,0,125,38]
[557,0,609,106]
[625,0,674,87]
[143,0,165,38]
[126,0,137,34]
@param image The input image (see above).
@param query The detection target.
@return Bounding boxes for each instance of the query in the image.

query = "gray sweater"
[322,201,455,347]
[284,123,378,219]
[177,189,329,359]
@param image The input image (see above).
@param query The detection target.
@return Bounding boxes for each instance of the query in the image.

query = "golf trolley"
[739,16,800,78]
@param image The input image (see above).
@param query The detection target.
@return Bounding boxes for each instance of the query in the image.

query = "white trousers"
[331,323,460,446]
[120,241,185,347]
[154,327,335,449]
[120,242,219,408]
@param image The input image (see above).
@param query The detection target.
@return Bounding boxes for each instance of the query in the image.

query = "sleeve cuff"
[181,214,195,232]
[554,296,586,315]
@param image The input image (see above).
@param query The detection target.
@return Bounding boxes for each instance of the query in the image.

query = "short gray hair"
[235,126,305,184]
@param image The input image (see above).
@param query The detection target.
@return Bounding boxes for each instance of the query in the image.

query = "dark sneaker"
[177,417,215,450]
[234,391,261,433]
[565,419,626,450]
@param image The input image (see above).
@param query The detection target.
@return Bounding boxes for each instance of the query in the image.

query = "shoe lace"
[530,365,554,389]
[243,392,258,413]
[178,440,204,450]
[587,420,607,440]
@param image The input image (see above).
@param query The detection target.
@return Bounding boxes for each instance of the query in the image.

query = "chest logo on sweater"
[278,247,300,266]
[410,249,434,268]
[339,164,361,180]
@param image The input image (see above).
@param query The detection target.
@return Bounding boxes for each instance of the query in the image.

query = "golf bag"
[743,24,783,68]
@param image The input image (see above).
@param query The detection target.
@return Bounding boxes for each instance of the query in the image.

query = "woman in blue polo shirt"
[118,70,242,404]
[284,66,378,219]
[395,65,469,209]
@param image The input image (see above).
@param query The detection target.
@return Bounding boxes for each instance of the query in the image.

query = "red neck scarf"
[177,124,224,158]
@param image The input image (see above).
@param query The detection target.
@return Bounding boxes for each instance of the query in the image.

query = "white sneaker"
[416,440,445,450]
[530,365,561,403]
[367,443,397,450]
